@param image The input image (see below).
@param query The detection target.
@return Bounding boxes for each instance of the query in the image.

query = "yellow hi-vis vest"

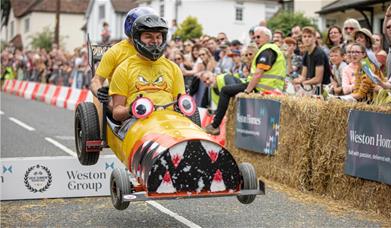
[210,73,244,109]
[248,43,286,92]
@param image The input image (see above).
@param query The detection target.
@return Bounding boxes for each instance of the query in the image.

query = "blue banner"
[344,110,391,185]
[235,98,280,155]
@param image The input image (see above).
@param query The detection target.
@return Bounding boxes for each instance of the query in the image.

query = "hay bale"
[225,93,391,219]
[226,94,323,191]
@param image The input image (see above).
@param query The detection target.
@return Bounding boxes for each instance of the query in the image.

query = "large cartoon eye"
[178,94,196,116]
[154,76,163,83]
[138,76,148,84]
[132,97,154,119]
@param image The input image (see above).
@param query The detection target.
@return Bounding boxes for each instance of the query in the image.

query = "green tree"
[29,26,54,51]
[267,11,316,36]
[174,16,203,41]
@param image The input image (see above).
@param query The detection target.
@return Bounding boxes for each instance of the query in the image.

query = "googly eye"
[132,97,154,119]
[178,94,196,116]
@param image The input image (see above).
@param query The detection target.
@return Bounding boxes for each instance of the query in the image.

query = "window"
[99,5,105,20]
[235,6,243,21]
[282,0,293,12]
[159,0,164,17]
[10,21,14,38]
[24,18,30,32]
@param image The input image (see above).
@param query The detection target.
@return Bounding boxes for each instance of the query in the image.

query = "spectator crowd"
[2,8,391,107]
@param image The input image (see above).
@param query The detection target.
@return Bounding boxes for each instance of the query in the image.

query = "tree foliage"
[1,0,11,27]
[29,27,54,51]
[174,16,203,41]
[267,10,316,37]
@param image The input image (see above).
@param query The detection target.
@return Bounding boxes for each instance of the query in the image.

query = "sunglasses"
[347,51,364,54]
[344,27,355,31]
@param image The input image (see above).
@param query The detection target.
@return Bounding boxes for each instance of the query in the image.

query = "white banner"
[1,155,125,200]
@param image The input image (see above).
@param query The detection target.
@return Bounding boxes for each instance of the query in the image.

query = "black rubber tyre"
[188,107,201,127]
[74,102,100,165]
[237,162,257,204]
[110,168,131,210]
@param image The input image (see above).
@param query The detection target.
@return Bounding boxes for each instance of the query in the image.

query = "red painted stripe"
[8,80,16,93]
[31,83,41,100]
[40,84,50,102]
[50,85,62,106]
[15,81,25,96]
[63,88,72,109]
[2,80,10,92]
[20,81,29,97]
[75,89,88,107]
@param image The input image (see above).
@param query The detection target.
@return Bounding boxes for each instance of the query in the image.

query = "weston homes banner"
[235,98,281,155]
[344,110,391,185]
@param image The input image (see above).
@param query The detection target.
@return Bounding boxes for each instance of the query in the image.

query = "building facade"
[137,0,280,42]
[1,0,89,51]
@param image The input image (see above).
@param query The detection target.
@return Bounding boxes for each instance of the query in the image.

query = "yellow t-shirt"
[109,55,185,107]
[95,39,137,81]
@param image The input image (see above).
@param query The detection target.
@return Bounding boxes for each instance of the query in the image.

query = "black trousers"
[212,83,248,128]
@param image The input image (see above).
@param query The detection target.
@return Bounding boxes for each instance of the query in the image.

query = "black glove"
[97,86,109,104]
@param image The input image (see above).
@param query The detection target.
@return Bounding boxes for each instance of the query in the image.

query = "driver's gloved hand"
[97,86,109,104]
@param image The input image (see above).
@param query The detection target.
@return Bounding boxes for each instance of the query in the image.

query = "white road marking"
[147,201,201,228]
[0,110,4,115]
[45,137,77,157]
[8,117,35,131]
[55,135,75,140]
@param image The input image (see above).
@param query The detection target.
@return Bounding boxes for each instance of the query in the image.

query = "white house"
[85,0,139,44]
[1,0,89,51]
[137,0,280,42]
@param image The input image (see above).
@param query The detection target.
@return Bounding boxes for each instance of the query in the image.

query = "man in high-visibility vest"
[200,71,245,111]
[204,26,286,135]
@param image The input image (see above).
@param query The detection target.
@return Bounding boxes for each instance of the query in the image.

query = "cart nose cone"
[143,139,241,194]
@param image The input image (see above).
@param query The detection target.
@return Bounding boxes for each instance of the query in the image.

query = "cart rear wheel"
[110,168,131,210]
[74,102,100,165]
[237,162,257,204]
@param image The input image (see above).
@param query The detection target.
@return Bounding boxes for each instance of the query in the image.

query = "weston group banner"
[235,98,281,155]
[344,110,391,185]
[1,155,124,200]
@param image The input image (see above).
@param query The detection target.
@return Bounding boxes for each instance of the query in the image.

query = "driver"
[109,14,185,125]
[90,7,157,107]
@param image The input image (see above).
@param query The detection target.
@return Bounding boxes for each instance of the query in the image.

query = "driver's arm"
[109,62,130,122]
[112,95,131,122]
[90,49,116,97]
[90,75,106,97]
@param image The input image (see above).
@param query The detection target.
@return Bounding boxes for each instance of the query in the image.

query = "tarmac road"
[1,93,389,227]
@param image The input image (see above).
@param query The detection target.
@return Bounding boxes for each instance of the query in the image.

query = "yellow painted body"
[106,110,215,169]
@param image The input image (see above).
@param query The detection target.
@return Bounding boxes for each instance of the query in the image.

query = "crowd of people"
[2,7,391,114]
[1,43,92,89]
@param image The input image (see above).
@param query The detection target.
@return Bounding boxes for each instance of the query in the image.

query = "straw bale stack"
[312,100,391,218]
[225,93,391,218]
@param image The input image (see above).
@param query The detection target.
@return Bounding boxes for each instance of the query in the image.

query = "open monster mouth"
[132,139,241,194]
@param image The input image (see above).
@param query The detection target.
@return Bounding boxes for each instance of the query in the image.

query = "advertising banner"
[344,110,391,185]
[235,98,281,155]
[1,155,124,200]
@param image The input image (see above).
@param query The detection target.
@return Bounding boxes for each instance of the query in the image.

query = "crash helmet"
[124,7,157,37]
[132,14,168,61]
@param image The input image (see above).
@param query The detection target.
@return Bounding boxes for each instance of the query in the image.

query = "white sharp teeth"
[200,140,222,154]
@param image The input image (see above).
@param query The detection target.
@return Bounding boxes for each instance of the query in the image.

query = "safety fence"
[2,79,93,111]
